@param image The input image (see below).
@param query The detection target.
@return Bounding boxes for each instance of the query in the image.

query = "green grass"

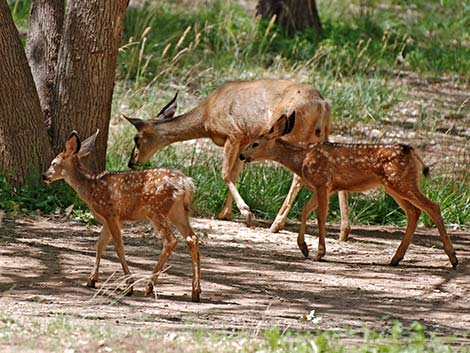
[118,0,470,85]
[0,316,467,353]
[3,0,469,229]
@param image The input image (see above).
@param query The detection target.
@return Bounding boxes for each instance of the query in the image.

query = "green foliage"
[4,0,469,229]
[1,316,467,353]
[8,0,30,30]
[119,0,470,86]
[0,173,89,220]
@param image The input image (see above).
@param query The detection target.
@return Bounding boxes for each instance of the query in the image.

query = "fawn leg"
[87,224,112,288]
[170,204,201,302]
[107,220,134,294]
[270,173,303,233]
[404,189,458,268]
[146,217,178,296]
[315,187,329,261]
[338,191,351,241]
[298,193,319,257]
[386,190,421,266]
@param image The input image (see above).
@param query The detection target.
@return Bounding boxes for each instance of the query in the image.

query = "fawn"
[42,130,201,301]
[239,113,458,268]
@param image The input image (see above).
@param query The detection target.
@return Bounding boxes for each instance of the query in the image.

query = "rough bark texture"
[257,0,322,34]
[0,0,53,186]
[26,0,65,133]
[52,0,129,172]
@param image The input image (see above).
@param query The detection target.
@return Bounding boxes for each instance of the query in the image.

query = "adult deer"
[239,113,458,268]
[42,130,201,301]
[124,79,350,238]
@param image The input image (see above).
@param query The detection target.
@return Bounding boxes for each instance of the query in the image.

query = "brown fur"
[240,117,458,268]
[43,131,201,302]
[124,79,350,237]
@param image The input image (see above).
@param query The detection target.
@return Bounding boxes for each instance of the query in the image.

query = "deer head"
[124,93,178,168]
[42,130,99,184]
[239,112,296,163]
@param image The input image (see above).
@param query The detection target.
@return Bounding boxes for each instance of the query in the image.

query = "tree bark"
[0,0,53,186]
[257,0,322,34]
[26,0,65,133]
[51,0,129,172]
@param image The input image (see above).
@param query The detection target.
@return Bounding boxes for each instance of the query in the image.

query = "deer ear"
[155,92,178,121]
[64,131,81,156]
[122,115,149,131]
[268,112,296,139]
[77,129,99,158]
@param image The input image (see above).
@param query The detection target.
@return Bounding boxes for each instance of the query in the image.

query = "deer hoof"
[192,290,201,303]
[123,286,134,297]
[244,211,253,227]
[145,282,154,296]
[314,253,325,262]
[299,242,309,258]
[390,257,401,266]
[450,252,458,269]
[218,208,232,221]
[270,220,285,233]
[86,278,96,288]
[339,225,351,241]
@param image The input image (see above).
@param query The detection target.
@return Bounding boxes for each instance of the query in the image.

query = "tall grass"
[4,0,469,228]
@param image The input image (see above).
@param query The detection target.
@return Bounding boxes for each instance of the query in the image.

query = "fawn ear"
[154,92,178,122]
[77,129,99,158]
[64,131,81,156]
[122,114,149,131]
[268,112,296,139]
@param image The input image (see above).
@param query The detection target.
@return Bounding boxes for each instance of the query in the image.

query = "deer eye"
[134,136,139,146]
[252,142,259,148]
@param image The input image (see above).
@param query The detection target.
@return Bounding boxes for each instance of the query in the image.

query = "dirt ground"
[1,214,469,342]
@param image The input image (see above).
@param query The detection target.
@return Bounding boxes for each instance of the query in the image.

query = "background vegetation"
[3,0,469,228]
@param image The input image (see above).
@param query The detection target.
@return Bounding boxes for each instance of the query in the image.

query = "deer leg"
[87,224,112,288]
[106,220,134,295]
[338,191,351,241]
[270,173,303,233]
[221,140,252,226]
[218,157,244,221]
[298,192,319,258]
[315,187,329,261]
[145,217,178,296]
[403,189,458,268]
[386,191,421,266]
[169,204,201,303]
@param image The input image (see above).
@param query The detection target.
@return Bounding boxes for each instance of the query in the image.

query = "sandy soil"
[1,214,469,341]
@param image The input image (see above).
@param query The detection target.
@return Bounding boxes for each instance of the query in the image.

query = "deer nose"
[240,154,251,162]
[128,160,136,169]
[41,173,50,184]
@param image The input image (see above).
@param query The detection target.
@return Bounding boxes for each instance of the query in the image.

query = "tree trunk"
[51,0,129,172]
[257,0,322,34]
[26,0,65,133]
[0,0,53,186]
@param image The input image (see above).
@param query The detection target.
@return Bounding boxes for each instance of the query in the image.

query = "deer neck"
[271,140,308,177]
[155,105,207,145]
[62,157,96,204]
